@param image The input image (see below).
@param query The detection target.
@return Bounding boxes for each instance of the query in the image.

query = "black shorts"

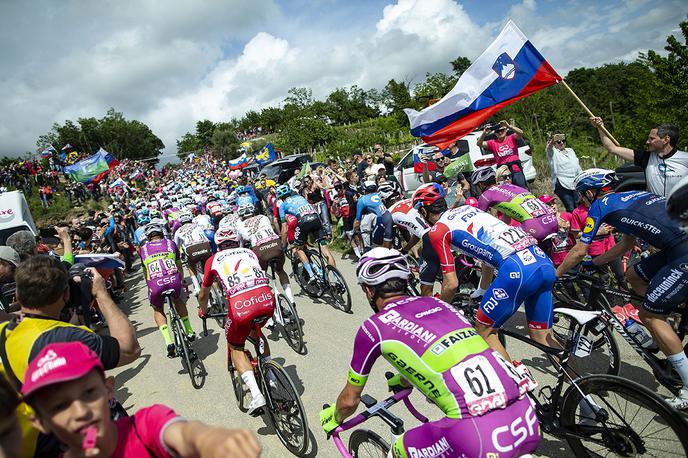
[185,242,212,270]
[253,239,285,271]
[294,215,326,246]
[635,244,688,315]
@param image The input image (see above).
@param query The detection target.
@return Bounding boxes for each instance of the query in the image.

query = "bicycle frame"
[563,274,685,391]
[328,388,428,457]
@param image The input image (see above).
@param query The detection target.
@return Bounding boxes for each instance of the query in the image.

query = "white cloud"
[0,0,685,160]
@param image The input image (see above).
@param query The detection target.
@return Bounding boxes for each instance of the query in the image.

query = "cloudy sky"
[0,0,684,160]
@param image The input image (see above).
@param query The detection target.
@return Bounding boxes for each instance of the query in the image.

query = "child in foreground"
[21,341,261,458]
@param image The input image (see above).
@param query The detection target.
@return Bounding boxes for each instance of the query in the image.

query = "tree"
[413,72,456,105]
[450,56,472,78]
[212,128,240,159]
[275,117,337,152]
[195,120,216,148]
[176,133,199,160]
[383,79,417,123]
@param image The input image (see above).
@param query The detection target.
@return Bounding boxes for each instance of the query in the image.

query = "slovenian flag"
[41,146,57,158]
[405,20,561,149]
[227,153,251,170]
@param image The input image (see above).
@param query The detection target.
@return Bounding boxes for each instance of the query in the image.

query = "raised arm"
[590,117,634,161]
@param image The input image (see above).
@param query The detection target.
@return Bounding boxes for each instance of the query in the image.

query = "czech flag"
[405,20,561,150]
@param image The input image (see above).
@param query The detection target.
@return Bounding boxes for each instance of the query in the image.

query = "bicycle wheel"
[293,252,322,297]
[560,374,688,457]
[209,282,227,328]
[552,311,620,377]
[324,265,352,313]
[262,360,309,456]
[228,363,249,412]
[349,429,390,457]
[277,293,305,354]
[174,317,203,389]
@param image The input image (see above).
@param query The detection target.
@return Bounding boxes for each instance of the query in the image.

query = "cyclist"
[133,214,150,247]
[192,211,216,251]
[206,195,224,227]
[557,168,688,409]
[235,202,295,305]
[413,183,557,360]
[277,184,336,278]
[174,212,213,295]
[320,248,539,457]
[354,181,394,249]
[388,197,429,257]
[197,228,274,415]
[140,223,196,358]
[473,166,558,247]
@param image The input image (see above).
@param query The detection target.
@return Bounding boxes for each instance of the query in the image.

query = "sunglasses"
[555,140,566,144]
[501,174,512,179]
[434,157,446,163]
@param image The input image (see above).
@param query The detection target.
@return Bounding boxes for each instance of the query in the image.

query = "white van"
[0,191,37,245]
[394,130,537,194]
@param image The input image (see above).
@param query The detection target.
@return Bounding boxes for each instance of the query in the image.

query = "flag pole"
[560,80,620,146]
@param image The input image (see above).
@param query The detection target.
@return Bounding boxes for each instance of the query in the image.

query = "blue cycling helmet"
[141,208,150,217]
[137,215,151,225]
[276,184,292,199]
[573,168,617,192]
[236,185,247,194]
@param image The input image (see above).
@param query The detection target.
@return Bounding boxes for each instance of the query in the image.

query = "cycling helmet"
[667,175,688,222]
[538,194,556,205]
[465,197,479,208]
[238,203,255,218]
[236,185,247,194]
[143,223,165,239]
[573,168,617,192]
[363,181,378,194]
[377,181,396,201]
[214,228,239,249]
[206,194,217,202]
[161,200,173,210]
[140,208,150,217]
[178,211,193,225]
[412,183,446,209]
[150,209,162,219]
[356,247,410,286]
[471,166,496,185]
[276,184,292,199]
[137,215,151,225]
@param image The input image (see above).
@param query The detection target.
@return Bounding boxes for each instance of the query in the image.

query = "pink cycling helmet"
[538,194,556,205]
[465,197,479,208]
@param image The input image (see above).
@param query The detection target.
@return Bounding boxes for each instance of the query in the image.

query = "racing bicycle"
[267,259,305,354]
[201,312,309,456]
[292,240,352,313]
[163,290,206,389]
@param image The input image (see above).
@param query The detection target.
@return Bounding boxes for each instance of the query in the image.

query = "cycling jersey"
[140,239,182,308]
[478,183,558,241]
[355,193,387,221]
[278,195,318,222]
[174,223,211,258]
[202,248,269,296]
[348,296,530,419]
[428,205,537,272]
[192,214,214,231]
[389,198,429,238]
[236,215,279,248]
[581,191,688,249]
[218,213,240,232]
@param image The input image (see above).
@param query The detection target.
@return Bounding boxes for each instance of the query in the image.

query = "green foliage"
[38,108,164,162]
[450,56,472,77]
[274,117,338,153]
[211,128,241,159]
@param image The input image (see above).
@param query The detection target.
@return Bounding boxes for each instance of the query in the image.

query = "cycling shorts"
[392,396,539,458]
[203,229,217,252]
[419,232,463,285]
[225,285,275,347]
[371,211,393,246]
[294,215,327,246]
[185,242,212,269]
[476,246,556,330]
[636,246,688,315]
[147,274,183,309]
[253,238,285,272]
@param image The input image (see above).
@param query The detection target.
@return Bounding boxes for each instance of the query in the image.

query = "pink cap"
[465,197,479,208]
[538,194,556,204]
[21,342,103,399]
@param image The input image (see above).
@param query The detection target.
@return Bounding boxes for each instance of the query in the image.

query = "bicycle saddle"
[554,307,601,325]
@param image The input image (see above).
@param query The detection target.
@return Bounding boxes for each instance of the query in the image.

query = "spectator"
[422,151,470,200]
[591,117,688,196]
[363,153,384,180]
[477,120,529,189]
[353,151,368,182]
[6,230,37,261]
[22,342,261,458]
[546,133,582,212]
[0,377,22,458]
[0,256,141,457]
[495,165,512,185]
[374,143,395,175]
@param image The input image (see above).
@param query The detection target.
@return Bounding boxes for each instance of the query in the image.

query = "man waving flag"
[405,20,561,149]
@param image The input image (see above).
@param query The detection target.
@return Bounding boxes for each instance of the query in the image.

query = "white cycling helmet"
[238,203,255,218]
[178,211,193,225]
[356,247,410,286]
[143,223,165,239]
[471,166,496,185]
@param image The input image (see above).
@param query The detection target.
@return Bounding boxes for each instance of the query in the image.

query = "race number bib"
[147,258,177,279]
[498,227,533,251]
[451,355,507,416]
[520,199,545,217]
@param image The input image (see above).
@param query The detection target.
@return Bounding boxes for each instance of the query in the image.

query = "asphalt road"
[111,253,679,457]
